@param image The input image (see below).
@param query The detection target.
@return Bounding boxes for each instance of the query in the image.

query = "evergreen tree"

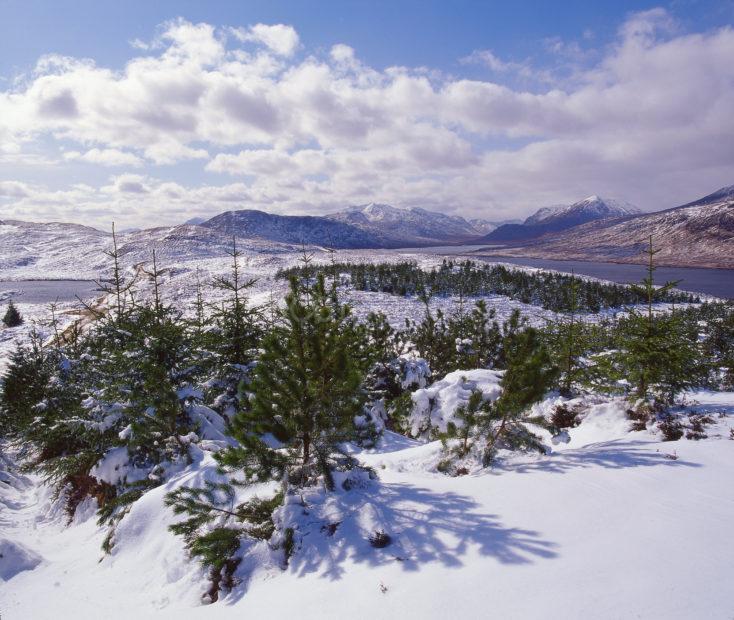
[615,236,701,404]
[481,327,558,465]
[2,299,23,327]
[437,388,491,474]
[205,237,261,420]
[548,271,590,396]
[216,271,364,489]
[0,330,52,439]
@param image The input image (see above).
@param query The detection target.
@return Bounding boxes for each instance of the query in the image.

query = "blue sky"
[1,0,733,228]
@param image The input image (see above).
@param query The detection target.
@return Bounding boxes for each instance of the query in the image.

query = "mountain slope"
[327,203,488,245]
[483,196,640,243]
[474,186,734,269]
[200,209,385,248]
[0,219,111,279]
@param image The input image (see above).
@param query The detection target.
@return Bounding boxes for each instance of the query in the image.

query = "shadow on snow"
[496,439,701,475]
[288,481,558,582]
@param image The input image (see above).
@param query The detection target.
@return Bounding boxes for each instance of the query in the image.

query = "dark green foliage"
[438,388,491,473]
[0,330,53,438]
[236,493,282,540]
[557,272,582,396]
[2,299,23,327]
[277,259,697,313]
[406,298,520,377]
[165,482,238,540]
[696,301,734,389]
[191,528,243,602]
[594,237,706,405]
[217,268,365,487]
[481,327,558,465]
[165,479,283,599]
[190,527,242,571]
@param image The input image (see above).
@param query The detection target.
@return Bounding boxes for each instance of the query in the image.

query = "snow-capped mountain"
[326,203,490,245]
[0,219,111,279]
[200,204,492,249]
[200,209,385,248]
[475,185,734,269]
[524,196,640,226]
[483,195,641,242]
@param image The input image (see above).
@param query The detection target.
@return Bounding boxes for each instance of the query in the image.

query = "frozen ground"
[1,244,732,620]
[1,390,732,620]
[0,243,692,374]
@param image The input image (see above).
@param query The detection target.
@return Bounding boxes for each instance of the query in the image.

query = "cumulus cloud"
[232,23,300,57]
[64,148,144,167]
[1,9,733,228]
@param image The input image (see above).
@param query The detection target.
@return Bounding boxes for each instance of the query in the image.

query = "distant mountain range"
[195,203,498,248]
[1,185,732,275]
[325,203,493,246]
[481,196,641,242]
[473,186,734,269]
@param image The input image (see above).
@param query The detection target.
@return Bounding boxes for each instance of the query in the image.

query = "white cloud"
[330,44,355,64]
[232,23,300,57]
[64,147,143,167]
[0,10,733,228]
[0,180,32,198]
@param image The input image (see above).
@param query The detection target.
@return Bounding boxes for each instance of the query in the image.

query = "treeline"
[1,238,731,600]
[276,259,699,313]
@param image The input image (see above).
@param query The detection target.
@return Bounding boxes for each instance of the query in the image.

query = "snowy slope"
[484,195,641,242]
[327,203,489,245]
[476,185,734,268]
[1,390,733,619]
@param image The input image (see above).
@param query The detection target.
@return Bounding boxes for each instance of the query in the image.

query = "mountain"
[200,209,385,249]
[473,185,734,269]
[0,219,110,279]
[482,196,641,243]
[326,203,488,245]
[201,205,493,249]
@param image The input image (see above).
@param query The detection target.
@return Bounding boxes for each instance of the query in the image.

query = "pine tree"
[614,236,701,404]
[206,237,261,420]
[556,271,587,396]
[481,327,558,465]
[124,251,196,467]
[0,330,52,438]
[2,299,23,327]
[216,271,364,489]
[437,388,492,474]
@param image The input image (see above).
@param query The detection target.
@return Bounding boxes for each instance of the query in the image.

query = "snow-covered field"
[2,244,733,620]
[1,390,733,620]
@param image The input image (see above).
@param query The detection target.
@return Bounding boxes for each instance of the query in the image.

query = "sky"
[1,0,733,229]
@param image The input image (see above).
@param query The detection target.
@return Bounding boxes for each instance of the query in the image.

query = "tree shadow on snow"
[286,481,558,582]
[497,439,701,475]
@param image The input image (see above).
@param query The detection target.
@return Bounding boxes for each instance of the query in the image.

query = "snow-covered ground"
[1,390,733,620]
[2,245,732,620]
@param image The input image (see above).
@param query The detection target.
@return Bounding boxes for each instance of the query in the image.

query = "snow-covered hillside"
[327,203,490,245]
[2,389,733,619]
[484,195,641,242]
[524,196,640,225]
[478,185,734,269]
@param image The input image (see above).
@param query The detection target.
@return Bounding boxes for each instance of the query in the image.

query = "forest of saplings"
[1,235,732,598]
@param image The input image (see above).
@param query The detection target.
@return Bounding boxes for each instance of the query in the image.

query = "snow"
[1,387,732,619]
[408,368,503,437]
[2,239,734,619]
[0,539,43,581]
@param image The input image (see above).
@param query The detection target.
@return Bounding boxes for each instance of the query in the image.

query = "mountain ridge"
[472,185,734,269]
[482,196,641,243]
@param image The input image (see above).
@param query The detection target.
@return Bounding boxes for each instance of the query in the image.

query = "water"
[467,256,734,299]
[0,280,100,304]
